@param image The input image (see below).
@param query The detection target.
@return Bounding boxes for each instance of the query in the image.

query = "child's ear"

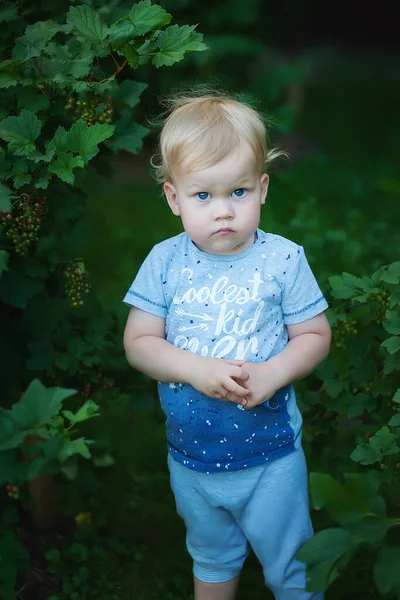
[260,174,269,204]
[163,182,180,216]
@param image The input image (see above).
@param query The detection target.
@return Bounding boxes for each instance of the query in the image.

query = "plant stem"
[110,52,120,69]
[99,59,128,84]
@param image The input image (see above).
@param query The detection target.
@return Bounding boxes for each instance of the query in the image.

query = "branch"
[99,59,128,84]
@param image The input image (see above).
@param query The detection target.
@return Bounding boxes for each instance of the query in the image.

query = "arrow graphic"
[175,308,214,322]
[178,323,210,332]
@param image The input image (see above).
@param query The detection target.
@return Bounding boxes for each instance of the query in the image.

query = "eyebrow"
[187,178,253,191]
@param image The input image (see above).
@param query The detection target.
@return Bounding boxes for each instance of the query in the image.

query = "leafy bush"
[298,262,400,598]
[0,2,205,597]
[0,0,206,396]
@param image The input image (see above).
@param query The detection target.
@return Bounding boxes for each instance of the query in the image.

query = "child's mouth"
[215,228,234,235]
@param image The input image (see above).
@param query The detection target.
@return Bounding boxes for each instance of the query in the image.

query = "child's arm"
[240,312,331,409]
[123,307,250,404]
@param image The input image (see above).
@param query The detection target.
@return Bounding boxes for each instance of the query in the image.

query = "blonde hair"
[151,90,287,184]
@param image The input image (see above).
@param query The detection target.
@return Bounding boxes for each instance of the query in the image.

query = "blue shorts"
[168,447,323,600]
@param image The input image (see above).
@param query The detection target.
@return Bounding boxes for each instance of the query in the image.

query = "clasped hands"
[190,357,280,410]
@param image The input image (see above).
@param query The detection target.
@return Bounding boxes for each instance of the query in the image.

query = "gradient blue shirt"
[123,229,328,473]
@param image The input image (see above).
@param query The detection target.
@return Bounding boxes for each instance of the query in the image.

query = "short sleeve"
[281,247,328,324]
[123,247,168,318]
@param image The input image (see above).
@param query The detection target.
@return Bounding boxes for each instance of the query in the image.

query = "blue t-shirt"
[123,229,328,473]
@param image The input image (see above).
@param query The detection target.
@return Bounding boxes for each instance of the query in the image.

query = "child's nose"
[213,199,234,220]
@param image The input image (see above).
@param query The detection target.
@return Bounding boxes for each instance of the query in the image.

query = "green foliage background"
[0,0,399,599]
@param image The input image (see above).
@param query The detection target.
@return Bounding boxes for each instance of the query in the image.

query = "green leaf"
[370,426,399,456]
[350,359,377,384]
[116,79,147,108]
[13,21,62,62]
[41,438,66,460]
[68,336,90,360]
[48,152,85,184]
[0,265,43,308]
[59,437,92,462]
[0,59,20,89]
[0,532,29,588]
[0,4,18,23]
[388,261,400,277]
[350,426,400,465]
[17,87,50,113]
[0,412,26,450]
[136,37,158,65]
[13,172,31,188]
[120,43,139,68]
[374,547,400,595]
[152,24,207,68]
[55,353,71,371]
[108,20,137,50]
[128,0,172,36]
[383,310,400,335]
[350,442,381,465]
[0,250,10,276]
[44,42,71,63]
[354,275,374,293]
[9,379,76,429]
[393,388,400,403]
[60,457,78,480]
[62,399,100,425]
[383,352,398,375]
[381,335,400,355]
[47,126,69,154]
[35,171,53,189]
[309,472,382,525]
[329,272,358,299]
[104,119,148,155]
[69,53,93,79]
[347,393,376,418]
[0,109,42,157]
[347,516,397,546]
[297,528,356,592]
[12,158,30,188]
[388,413,400,427]
[323,378,348,399]
[380,263,400,284]
[0,181,11,210]
[93,453,115,468]
[67,119,115,161]
[67,5,108,44]
[68,542,88,562]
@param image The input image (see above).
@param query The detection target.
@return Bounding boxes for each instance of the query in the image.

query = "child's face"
[163,142,269,256]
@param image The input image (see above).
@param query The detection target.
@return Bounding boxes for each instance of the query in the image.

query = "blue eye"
[197,192,210,201]
[232,188,246,198]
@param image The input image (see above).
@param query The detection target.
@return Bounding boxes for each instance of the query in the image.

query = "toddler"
[123,92,331,600]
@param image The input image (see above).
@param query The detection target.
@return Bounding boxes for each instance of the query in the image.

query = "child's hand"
[190,357,251,405]
[238,362,280,409]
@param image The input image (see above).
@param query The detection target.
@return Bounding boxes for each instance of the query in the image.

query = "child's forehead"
[176,142,259,182]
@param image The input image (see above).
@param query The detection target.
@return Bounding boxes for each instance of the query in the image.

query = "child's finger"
[231,366,250,382]
[220,387,249,405]
[225,359,248,367]
[223,380,251,398]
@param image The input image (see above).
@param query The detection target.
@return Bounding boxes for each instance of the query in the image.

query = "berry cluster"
[81,380,92,400]
[332,317,358,350]
[1,194,46,256]
[64,94,114,126]
[376,291,391,322]
[80,371,115,402]
[6,484,19,500]
[97,371,115,391]
[64,262,91,308]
